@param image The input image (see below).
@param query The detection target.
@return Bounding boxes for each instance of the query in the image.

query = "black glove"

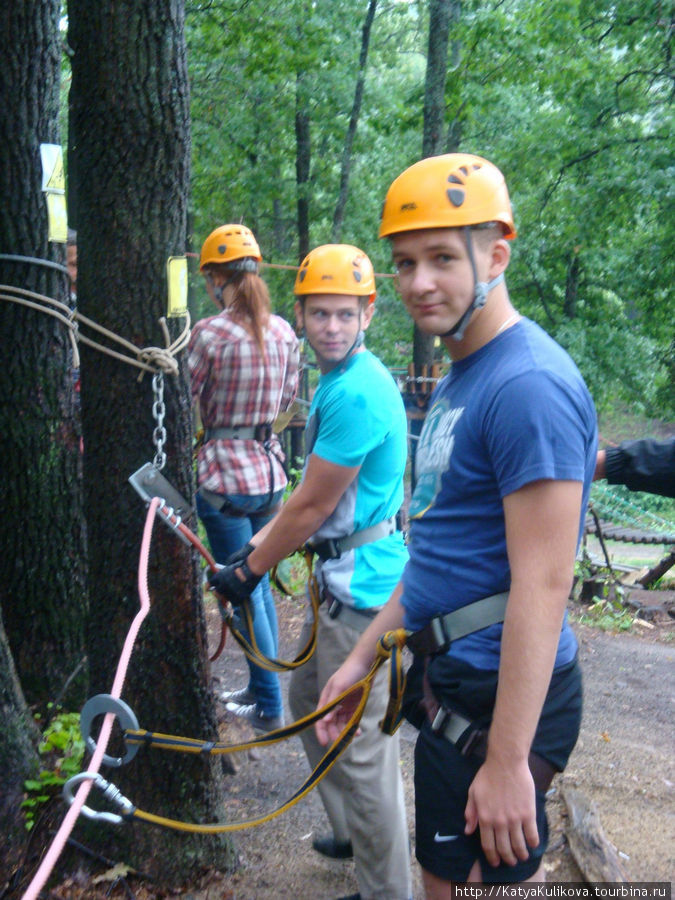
[208,559,262,607]
[225,542,254,566]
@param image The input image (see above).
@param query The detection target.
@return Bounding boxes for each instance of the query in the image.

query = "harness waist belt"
[406,592,509,656]
[205,424,273,442]
[310,516,398,561]
[430,706,556,792]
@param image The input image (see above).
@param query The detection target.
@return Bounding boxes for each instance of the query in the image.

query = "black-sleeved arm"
[604,438,675,498]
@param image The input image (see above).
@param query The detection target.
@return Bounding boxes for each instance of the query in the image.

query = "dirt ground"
[13,581,674,899]
[198,593,675,899]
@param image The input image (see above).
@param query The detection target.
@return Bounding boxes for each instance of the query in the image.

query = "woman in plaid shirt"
[189,224,299,730]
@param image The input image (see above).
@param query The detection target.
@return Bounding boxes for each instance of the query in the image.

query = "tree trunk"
[295,71,311,261]
[414,0,458,370]
[68,0,232,880]
[0,611,40,877]
[331,0,378,242]
[0,1,88,710]
[564,250,580,319]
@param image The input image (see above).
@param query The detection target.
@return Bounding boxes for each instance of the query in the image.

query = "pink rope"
[21,497,159,900]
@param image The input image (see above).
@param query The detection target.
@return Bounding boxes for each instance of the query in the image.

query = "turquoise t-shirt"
[305,350,408,609]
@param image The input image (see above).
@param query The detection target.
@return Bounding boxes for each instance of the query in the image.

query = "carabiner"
[62,772,134,825]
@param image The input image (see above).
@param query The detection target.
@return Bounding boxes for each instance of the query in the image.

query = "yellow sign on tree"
[166,256,188,317]
[40,143,68,243]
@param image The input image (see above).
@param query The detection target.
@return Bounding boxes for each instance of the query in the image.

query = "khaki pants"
[289,603,412,900]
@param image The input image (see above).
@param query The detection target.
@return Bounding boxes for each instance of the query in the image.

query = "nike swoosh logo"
[434,832,460,842]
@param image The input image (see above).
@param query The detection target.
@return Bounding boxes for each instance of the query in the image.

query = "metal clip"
[62,772,134,825]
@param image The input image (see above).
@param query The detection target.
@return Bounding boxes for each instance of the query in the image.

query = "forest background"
[0,0,673,892]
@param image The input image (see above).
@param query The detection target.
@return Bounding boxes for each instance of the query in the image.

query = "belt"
[205,424,273,442]
[310,516,398,562]
[406,592,509,657]
[322,591,381,632]
[430,706,556,792]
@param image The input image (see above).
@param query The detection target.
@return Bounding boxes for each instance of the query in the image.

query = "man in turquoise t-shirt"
[210,244,412,900]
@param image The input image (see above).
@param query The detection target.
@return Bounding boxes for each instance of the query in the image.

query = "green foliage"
[22,706,85,831]
[182,0,673,416]
[575,596,636,632]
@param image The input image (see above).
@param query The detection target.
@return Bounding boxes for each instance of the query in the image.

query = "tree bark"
[331,0,378,242]
[0,1,88,709]
[414,0,459,369]
[0,611,40,877]
[295,71,311,262]
[68,0,232,880]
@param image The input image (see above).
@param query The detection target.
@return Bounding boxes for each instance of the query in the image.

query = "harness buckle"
[327,597,343,619]
[314,538,341,561]
[254,423,273,443]
[429,615,451,654]
[430,706,450,734]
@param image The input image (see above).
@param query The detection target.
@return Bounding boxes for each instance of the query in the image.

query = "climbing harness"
[203,424,273,442]
[309,515,399,561]
[405,591,509,656]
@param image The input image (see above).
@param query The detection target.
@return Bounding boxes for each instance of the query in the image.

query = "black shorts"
[413,654,582,883]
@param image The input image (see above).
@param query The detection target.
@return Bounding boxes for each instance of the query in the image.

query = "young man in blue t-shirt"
[316,155,597,895]
[210,244,412,900]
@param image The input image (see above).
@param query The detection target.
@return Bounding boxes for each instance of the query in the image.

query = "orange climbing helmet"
[379,153,516,240]
[294,244,376,304]
[199,223,263,271]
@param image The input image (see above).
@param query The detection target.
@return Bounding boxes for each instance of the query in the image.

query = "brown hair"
[225,269,271,353]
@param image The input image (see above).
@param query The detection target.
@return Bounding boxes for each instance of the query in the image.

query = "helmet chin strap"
[441,226,504,342]
[339,328,365,372]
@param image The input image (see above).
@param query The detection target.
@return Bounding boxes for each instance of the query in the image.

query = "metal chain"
[151,372,167,471]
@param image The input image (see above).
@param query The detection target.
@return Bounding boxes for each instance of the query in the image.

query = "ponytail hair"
[227,269,271,353]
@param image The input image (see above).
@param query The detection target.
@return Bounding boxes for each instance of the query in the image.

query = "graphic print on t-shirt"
[409,400,464,519]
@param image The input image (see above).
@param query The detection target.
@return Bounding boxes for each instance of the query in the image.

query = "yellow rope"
[0,284,190,378]
[109,629,408,833]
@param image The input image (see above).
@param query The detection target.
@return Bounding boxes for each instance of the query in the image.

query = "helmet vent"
[447,188,465,208]
[218,244,227,255]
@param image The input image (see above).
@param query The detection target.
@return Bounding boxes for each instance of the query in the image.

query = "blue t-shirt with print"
[403,318,597,670]
[305,349,408,609]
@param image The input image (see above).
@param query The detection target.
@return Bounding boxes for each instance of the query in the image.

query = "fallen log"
[562,786,631,883]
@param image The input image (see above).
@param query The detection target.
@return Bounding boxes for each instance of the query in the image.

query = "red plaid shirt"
[189,310,299,496]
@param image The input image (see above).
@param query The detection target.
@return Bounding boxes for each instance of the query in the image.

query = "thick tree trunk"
[0,2,88,709]
[0,611,40,878]
[68,0,232,880]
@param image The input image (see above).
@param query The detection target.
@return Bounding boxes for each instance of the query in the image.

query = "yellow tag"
[166,256,188,317]
[40,143,65,191]
[40,144,68,243]
[46,192,68,243]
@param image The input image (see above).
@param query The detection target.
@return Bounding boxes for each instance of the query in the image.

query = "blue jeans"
[196,489,284,718]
